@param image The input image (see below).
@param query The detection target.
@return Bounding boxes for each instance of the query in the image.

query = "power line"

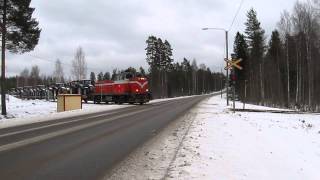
[228,0,245,31]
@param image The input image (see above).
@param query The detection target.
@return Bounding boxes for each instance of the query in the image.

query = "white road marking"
[0,107,154,153]
[0,110,125,139]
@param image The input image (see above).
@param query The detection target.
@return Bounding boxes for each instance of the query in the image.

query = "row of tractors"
[9,80,93,102]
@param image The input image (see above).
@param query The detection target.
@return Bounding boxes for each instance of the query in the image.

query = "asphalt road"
[0,94,214,180]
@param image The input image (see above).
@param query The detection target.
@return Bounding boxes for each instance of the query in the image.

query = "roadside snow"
[0,95,132,129]
[0,94,214,129]
[167,95,320,180]
[108,94,320,180]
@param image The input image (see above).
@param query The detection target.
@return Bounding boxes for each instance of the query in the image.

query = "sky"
[7,0,298,78]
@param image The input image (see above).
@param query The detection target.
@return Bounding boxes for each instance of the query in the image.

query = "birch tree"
[71,47,87,80]
[53,59,64,83]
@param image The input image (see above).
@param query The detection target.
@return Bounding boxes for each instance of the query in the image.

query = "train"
[9,72,152,105]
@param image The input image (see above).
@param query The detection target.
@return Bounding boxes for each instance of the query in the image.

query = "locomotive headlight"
[135,89,139,92]
[146,88,149,92]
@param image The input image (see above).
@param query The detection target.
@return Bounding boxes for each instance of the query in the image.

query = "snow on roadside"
[107,94,320,180]
[0,95,132,129]
[0,93,215,129]
[167,95,320,180]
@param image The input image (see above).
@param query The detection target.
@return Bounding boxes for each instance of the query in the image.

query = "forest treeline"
[145,36,224,98]
[233,1,320,111]
[8,36,225,99]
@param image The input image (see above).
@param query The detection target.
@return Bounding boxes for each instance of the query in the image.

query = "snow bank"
[168,95,320,180]
[108,94,320,180]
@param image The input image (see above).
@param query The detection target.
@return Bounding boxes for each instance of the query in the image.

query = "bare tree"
[30,65,40,86]
[19,68,29,86]
[53,59,64,83]
[278,10,292,107]
[71,47,87,80]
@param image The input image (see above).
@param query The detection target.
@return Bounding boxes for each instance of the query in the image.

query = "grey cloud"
[7,0,297,77]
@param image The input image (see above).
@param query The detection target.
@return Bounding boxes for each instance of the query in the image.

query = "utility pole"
[1,0,7,116]
[220,68,223,98]
[232,68,235,113]
[225,31,229,106]
[201,28,229,105]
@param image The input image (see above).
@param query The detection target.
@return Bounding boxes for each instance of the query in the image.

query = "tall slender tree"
[71,47,87,80]
[90,72,96,83]
[0,0,41,115]
[244,8,266,103]
[233,32,248,100]
[53,59,64,83]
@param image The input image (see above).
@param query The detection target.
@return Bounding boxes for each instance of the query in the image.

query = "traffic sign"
[224,58,243,70]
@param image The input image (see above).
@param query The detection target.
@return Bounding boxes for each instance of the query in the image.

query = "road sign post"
[224,57,243,113]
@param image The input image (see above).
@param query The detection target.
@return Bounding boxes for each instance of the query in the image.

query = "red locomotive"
[91,72,151,104]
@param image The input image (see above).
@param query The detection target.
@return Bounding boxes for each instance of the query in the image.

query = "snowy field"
[108,95,320,180]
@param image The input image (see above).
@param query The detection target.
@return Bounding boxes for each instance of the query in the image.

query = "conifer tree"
[103,72,110,80]
[0,0,41,115]
[233,32,248,100]
[90,72,96,83]
[97,72,103,81]
[244,8,266,103]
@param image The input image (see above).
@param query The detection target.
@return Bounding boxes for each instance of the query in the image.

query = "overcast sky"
[7,0,298,78]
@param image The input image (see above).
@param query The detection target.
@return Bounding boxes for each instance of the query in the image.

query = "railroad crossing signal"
[224,58,243,70]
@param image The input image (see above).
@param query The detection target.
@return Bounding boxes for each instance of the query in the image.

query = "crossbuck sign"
[224,58,243,70]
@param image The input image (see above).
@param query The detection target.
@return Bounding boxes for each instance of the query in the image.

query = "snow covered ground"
[108,94,320,180]
[0,94,215,129]
[0,95,132,128]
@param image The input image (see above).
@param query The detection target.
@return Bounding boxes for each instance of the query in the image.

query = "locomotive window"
[125,73,133,79]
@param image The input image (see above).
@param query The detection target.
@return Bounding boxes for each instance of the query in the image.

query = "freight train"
[10,72,151,105]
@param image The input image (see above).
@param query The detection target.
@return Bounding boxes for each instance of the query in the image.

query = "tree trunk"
[286,40,290,108]
[260,63,264,105]
[1,0,7,115]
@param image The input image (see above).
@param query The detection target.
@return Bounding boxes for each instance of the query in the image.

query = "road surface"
[0,94,213,180]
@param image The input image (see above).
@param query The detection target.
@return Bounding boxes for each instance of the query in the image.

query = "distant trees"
[71,47,87,80]
[233,2,320,111]
[145,36,225,99]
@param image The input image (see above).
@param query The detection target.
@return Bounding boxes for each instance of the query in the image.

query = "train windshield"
[115,72,135,80]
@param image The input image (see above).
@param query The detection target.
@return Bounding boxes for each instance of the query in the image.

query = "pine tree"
[90,72,96,83]
[97,72,103,81]
[146,36,160,70]
[103,72,110,80]
[244,8,266,103]
[0,0,41,115]
[265,30,284,106]
[233,32,249,100]
[139,66,146,76]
